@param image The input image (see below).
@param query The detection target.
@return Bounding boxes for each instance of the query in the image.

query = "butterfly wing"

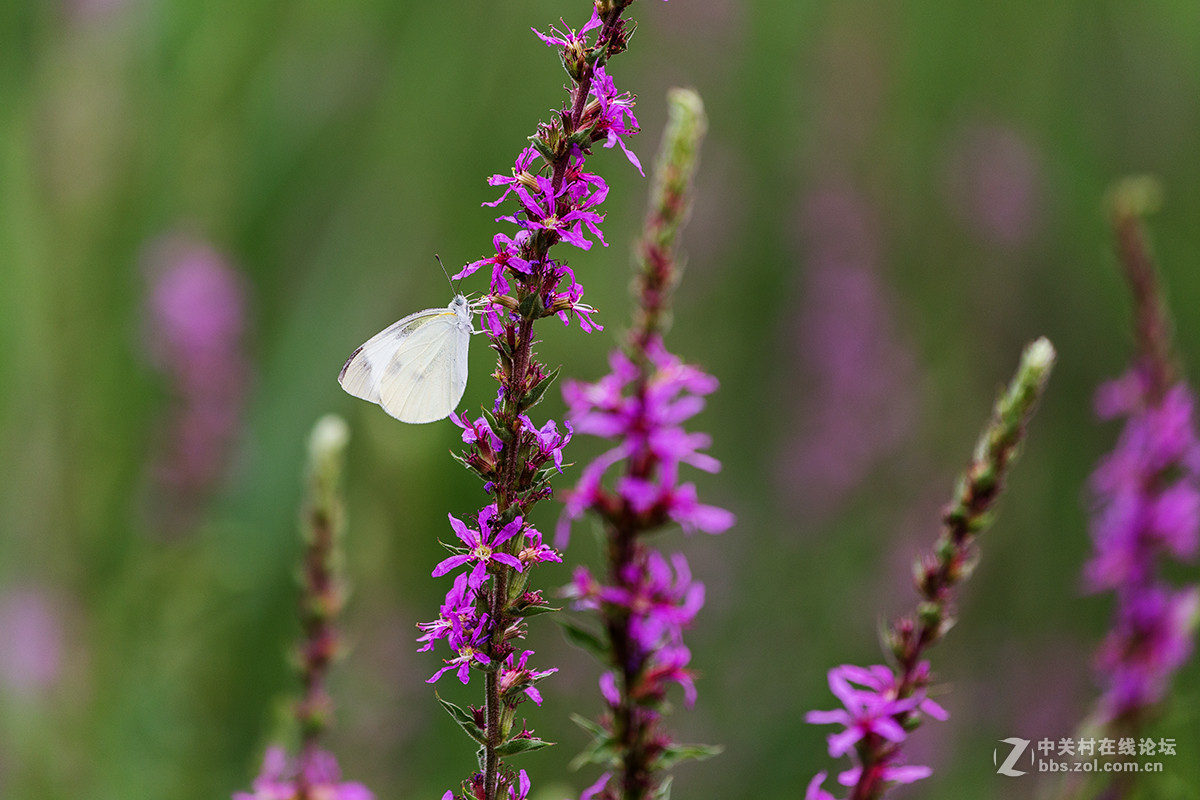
[338,308,444,404]
[377,312,472,423]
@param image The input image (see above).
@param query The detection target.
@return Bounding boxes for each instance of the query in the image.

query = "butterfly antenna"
[435,254,461,295]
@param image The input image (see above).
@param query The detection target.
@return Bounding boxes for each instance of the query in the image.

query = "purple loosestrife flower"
[499,650,558,706]
[425,6,654,800]
[234,746,372,800]
[427,613,493,685]
[1081,179,1200,734]
[433,507,526,591]
[144,232,249,532]
[417,572,476,653]
[805,664,945,792]
[807,340,1054,800]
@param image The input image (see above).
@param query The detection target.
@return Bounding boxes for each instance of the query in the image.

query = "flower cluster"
[1086,369,1200,724]
[559,338,734,546]
[453,10,643,337]
[234,747,372,800]
[452,411,574,505]
[567,548,704,705]
[804,664,947,798]
[422,506,562,689]
[558,339,729,800]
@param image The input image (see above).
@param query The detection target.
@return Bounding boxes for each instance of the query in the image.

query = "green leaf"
[567,715,618,771]
[569,739,619,772]
[520,366,561,411]
[656,742,723,770]
[516,291,546,320]
[484,408,514,443]
[649,775,673,800]
[560,619,608,656]
[437,537,467,556]
[495,736,555,757]
[517,602,562,618]
[532,463,570,488]
[569,713,607,738]
[530,136,555,162]
[435,693,485,744]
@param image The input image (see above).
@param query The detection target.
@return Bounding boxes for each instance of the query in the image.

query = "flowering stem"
[615,89,707,800]
[849,338,1055,800]
[422,5,655,800]
[1051,179,1200,800]
[560,87,727,800]
[295,416,351,800]
[481,16,632,796]
[1108,176,1173,402]
[630,88,707,352]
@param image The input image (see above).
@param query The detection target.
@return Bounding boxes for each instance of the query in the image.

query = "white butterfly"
[338,295,482,424]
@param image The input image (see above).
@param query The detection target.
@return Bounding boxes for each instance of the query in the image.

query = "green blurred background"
[2,0,1199,798]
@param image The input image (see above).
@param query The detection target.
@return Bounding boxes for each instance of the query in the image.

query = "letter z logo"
[995,737,1031,777]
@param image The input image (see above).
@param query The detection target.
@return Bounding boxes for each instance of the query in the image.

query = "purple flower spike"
[144,233,249,533]
[428,8,660,795]
[557,86,722,800]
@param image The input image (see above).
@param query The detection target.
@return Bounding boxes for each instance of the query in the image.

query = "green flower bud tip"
[308,414,350,483]
[1107,175,1163,220]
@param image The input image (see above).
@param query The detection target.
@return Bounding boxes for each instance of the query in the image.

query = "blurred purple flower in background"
[777,184,919,518]
[234,746,372,800]
[943,123,1041,248]
[144,232,249,531]
[0,585,65,698]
